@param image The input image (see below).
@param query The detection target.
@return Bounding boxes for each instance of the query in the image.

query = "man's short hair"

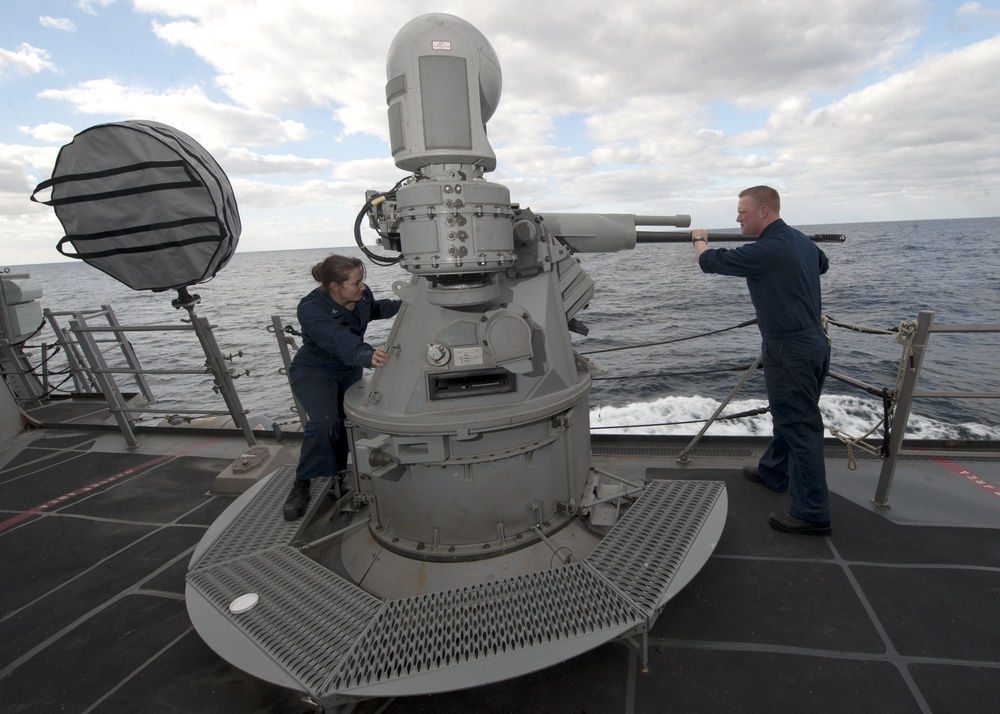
[739,185,781,214]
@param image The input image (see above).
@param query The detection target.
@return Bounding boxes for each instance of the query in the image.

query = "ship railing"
[266,315,306,423]
[663,309,1000,508]
[45,306,258,449]
[873,310,1000,507]
[674,354,763,464]
[42,305,155,401]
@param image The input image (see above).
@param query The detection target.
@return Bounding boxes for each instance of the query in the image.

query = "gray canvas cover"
[31,120,241,291]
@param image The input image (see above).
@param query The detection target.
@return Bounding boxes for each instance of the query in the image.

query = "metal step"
[587,480,726,615]
[190,465,329,570]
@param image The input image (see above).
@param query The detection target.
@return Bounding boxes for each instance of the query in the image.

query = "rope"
[825,315,898,335]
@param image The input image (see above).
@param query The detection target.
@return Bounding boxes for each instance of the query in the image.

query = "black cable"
[19,343,64,374]
[593,363,760,381]
[34,372,77,398]
[354,200,400,266]
[6,318,46,347]
[581,318,757,356]
[353,178,411,267]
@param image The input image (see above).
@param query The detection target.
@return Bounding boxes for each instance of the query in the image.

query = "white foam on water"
[590,394,1000,440]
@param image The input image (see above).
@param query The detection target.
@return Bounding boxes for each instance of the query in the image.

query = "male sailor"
[692,185,832,536]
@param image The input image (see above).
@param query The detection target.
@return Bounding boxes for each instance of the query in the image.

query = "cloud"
[147,4,389,138]
[218,147,333,176]
[77,0,117,15]
[229,155,401,208]
[476,1,923,112]
[68,0,923,195]
[957,2,1000,22]
[232,178,355,209]
[18,123,76,143]
[0,43,57,77]
[40,16,77,32]
[116,0,928,229]
[106,0,933,220]
[0,144,50,258]
[38,79,312,149]
[134,0,926,137]
[481,25,998,224]
[763,35,1000,209]
[0,143,60,188]
[3,0,1000,268]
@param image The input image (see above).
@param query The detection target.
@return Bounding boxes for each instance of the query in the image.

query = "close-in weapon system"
[343,14,698,583]
[186,13,734,709]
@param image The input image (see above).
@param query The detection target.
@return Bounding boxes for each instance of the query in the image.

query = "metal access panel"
[427,367,515,400]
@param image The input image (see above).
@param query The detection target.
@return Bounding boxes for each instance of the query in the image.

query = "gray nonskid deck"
[185,467,725,703]
[4,429,1000,713]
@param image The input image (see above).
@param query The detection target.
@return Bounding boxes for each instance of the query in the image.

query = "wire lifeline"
[588,315,913,437]
[580,319,758,356]
[825,315,899,335]
[828,319,917,469]
[593,363,760,381]
[585,320,768,431]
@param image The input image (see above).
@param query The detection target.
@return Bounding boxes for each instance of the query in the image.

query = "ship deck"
[2,402,999,714]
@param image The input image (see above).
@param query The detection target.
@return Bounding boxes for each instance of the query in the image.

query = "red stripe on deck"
[931,456,1000,498]
[0,437,225,533]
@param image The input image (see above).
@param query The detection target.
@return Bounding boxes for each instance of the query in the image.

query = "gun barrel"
[539,213,845,254]
[636,231,846,243]
[540,213,695,253]
[634,215,692,228]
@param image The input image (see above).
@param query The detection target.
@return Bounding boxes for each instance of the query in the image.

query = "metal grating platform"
[188,546,382,693]
[186,471,726,704]
[326,563,645,696]
[587,480,725,614]
[192,465,330,569]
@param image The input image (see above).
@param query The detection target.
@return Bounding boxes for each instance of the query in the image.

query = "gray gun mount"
[184,14,730,707]
[345,13,694,584]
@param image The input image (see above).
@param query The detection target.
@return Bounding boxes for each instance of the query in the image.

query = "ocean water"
[8,216,1000,440]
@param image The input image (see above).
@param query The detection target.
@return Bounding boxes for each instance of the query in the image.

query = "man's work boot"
[282,478,311,521]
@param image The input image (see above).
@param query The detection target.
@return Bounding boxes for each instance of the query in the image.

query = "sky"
[1,0,999,267]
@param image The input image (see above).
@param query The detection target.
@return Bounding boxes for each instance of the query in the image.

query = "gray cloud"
[2,0,998,265]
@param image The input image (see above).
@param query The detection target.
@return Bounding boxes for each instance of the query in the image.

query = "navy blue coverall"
[698,219,832,522]
[290,285,401,483]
